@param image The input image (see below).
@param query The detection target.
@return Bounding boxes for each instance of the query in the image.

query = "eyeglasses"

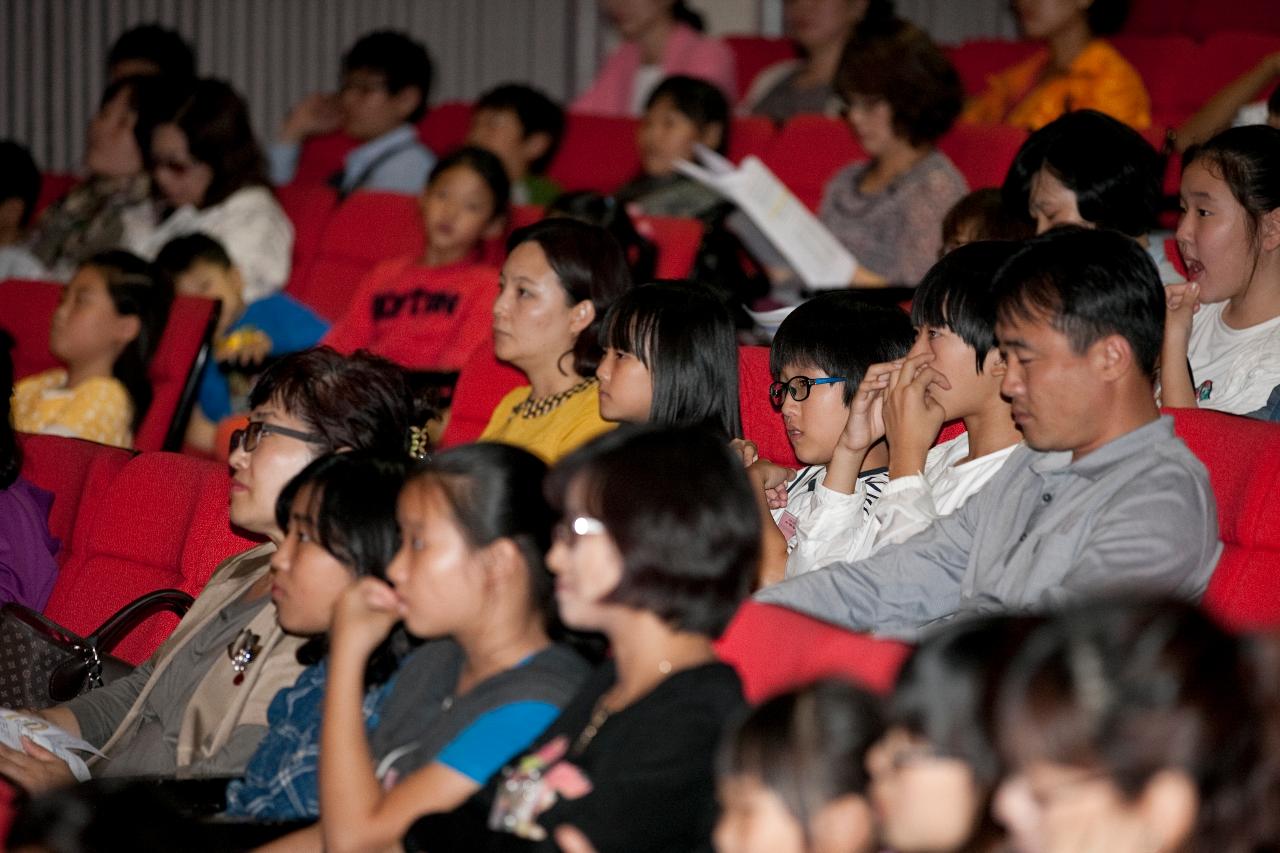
[768,375,847,407]
[229,421,326,454]
[552,516,606,546]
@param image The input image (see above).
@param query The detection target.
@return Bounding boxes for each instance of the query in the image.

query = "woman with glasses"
[7,348,420,793]
[123,77,293,303]
[409,424,757,852]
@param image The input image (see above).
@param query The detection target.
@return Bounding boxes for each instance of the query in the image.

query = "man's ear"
[1092,333,1136,383]
[568,299,596,336]
[391,85,423,123]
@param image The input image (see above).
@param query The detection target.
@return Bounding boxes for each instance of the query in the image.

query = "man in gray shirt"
[757,228,1221,638]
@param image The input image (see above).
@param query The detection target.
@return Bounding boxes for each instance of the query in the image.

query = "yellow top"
[962,39,1151,132]
[479,382,616,464]
[12,368,133,449]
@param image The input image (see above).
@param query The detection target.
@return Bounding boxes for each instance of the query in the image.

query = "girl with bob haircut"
[596,281,741,440]
[264,442,590,853]
[411,424,758,852]
[225,450,407,819]
[992,600,1277,853]
[481,218,633,463]
[1161,125,1280,416]
[714,679,884,853]
[126,77,293,303]
[13,249,173,448]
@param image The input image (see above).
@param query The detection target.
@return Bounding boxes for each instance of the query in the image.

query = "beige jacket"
[93,543,306,772]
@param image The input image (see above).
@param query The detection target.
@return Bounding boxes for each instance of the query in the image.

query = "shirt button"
[1018,533,1027,543]
[1042,493,1052,503]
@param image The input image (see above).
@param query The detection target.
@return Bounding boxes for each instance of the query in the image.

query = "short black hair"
[770,293,915,404]
[836,21,963,147]
[0,140,39,228]
[600,281,742,439]
[1028,110,1161,238]
[993,226,1165,378]
[475,83,567,175]
[428,145,511,222]
[1268,84,1280,118]
[1086,0,1131,35]
[913,241,1023,374]
[98,74,187,167]
[154,232,233,284]
[547,424,759,637]
[342,30,433,124]
[646,75,731,155]
[942,188,1035,249]
[106,24,196,80]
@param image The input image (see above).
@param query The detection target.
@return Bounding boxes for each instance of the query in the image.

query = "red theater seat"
[634,216,704,280]
[292,132,360,185]
[939,123,1028,189]
[738,345,799,468]
[436,338,525,449]
[1185,0,1280,39]
[34,172,80,219]
[762,115,867,211]
[277,183,340,290]
[724,35,799,101]
[418,101,474,156]
[548,113,641,193]
[1111,34,1200,129]
[1123,0,1194,36]
[944,39,1042,96]
[728,115,777,164]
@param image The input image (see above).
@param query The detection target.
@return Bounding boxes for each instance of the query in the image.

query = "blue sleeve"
[268,141,302,185]
[435,701,561,784]
[242,296,330,355]
[196,357,232,422]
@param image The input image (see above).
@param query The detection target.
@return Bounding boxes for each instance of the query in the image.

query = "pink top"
[572,22,736,117]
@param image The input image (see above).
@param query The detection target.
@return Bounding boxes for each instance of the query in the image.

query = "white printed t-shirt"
[1186,302,1280,415]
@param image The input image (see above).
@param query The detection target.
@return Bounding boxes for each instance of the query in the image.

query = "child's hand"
[216,328,273,368]
[748,458,796,509]
[838,361,899,454]
[331,577,400,659]
[729,438,759,468]
[280,92,343,142]
[1163,282,1200,347]
[883,353,949,478]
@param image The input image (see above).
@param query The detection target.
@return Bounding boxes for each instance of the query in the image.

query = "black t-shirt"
[407,660,745,853]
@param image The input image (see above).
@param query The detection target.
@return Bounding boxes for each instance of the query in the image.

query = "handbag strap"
[89,588,195,655]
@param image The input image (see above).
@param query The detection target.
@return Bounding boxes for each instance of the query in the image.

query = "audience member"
[573,0,735,117]
[615,75,729,219]
[480,219,632,463]
[12,250,172,449]
[962,0,1149,131]
[940,188,1033,256]
[105,24,196,83]
[125,78,293,303]
[0,330,59,611]
[743,0,897,124]
[747,293,914,586]
[756,227,1220,637]
[409,424,757,851]
[1160,125,1280,415]
[767,242,1023,582]
[154,233,327,454]
[269,30,435,196]
[468,83,566,207]
[224,451,407,819]
[0,140,47,279]
[714,679,883,853]
[596,281,741,439]
[545,191,658,284]
[1174,53,1280,152]
[322,146,508,372]
[5,349,419,790]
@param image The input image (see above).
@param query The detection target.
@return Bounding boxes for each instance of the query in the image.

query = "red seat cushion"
[437,338,526,449]
[728,115,777,164]
[417,101,474,156]
[277,183,340,291]
[1111,35,1201,128]
[292,133,361,185]
[761,115,866,211]
[1185,0,1280,39]
[633,216,704,280]
[938,123,1028,189]
[548,114,642,194]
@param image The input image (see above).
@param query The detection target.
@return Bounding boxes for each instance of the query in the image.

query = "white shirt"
[785,433,1020,579]
[124,186,294,303]
[1186,301,1280,415]
[770,464,888,579]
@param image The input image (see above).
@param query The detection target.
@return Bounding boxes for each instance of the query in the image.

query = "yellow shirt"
[479,381,616,464]
[12,368,133,449]
[962,39,1151,132]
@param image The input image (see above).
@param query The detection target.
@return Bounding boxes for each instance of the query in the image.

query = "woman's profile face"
[492,241,592,377]
[86,88,144,179]
[545,479,625,632]
[151,122,214,208]
[228,399,322,539]
[1029,166,1087,234]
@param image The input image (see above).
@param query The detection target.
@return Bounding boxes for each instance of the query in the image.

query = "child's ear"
[1260,206,1280,252]
[112,313,142,348]
[699,121,725,153]
[983,347,1008,378]
[390,85,423,123]
[520,131,553,170]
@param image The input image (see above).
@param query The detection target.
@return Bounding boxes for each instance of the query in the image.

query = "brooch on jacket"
[227,628,263,685]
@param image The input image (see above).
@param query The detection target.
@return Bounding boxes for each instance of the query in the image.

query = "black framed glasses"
[229,421,326,454]
[768,376,847,407]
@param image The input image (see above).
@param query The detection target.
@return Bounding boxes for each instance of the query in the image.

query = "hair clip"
[407,424,431,461]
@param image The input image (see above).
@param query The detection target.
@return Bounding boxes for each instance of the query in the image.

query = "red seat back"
[1193,34,1280,116]
[1122,0,1195,36]
[1185,1,1280,39]
[277,183,340,292]
[943,39,1042,96]
[738,345,799,468]
[0,278,60,380]
[762,115,866,211]
[724,35,799,101]
[938,123,1028,189]
[633,215,704,280]
[292,132,360,185]
[437,337,526,449]
[728,116,778,164]
[417,101,474,156]
[548,114,641,194]
[34,172,80,219]
[1111,35,1201,129]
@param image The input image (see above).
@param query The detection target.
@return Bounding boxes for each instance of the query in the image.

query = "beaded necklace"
[513,377,596,419]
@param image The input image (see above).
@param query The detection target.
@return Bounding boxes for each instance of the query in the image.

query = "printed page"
[0,708,104,781]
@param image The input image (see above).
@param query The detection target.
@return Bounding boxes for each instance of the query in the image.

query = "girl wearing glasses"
[409,424,757,852]
[10,349,418,793]
[124,78,293,304]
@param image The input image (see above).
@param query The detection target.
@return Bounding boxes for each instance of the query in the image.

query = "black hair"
[770,293,914,404]
[342,30,434,124]
[997,600,1273,853]
[274,451,407,683]
[78,250,174,432]
[106,24,196,80]
[942,188,1035,250]
[852,0,900,39]
[0,330,18,489]
[475,83,567,175]
[506,218,635,378]
[601,281,741,439]
[546,424,759,637]
[912,241,1023,374]
[670,1,706,32]
[97,75,187,169]
[427,145,511,223]
[719,679,884,838]
[0,140,40,228]
[1026,110,1161,237]
[163,78,268,208]
[248,346,423,458]
[1268,84,1280,118]
[1085,0,1131,36]
[153,232,233,284]
[545,191,658,284]
[993,226,1165,378]
[836,20,963,147]
[646,75,731,155]
[1183,125,1280,252]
